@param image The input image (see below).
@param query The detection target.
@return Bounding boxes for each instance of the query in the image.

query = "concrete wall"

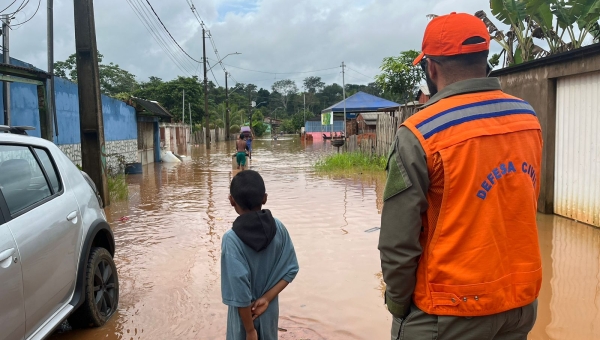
[492,44,600,214]
[1,56,138,171]
[159,123,189,156]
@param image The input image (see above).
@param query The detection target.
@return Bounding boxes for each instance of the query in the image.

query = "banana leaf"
[491,0,528,25]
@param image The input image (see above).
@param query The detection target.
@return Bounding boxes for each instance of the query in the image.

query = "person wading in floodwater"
[378,12,543,340]
[236,134,248,170]
[246,133,253,160]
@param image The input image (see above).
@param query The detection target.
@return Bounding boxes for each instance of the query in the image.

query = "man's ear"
[229,195,237,207]
[262,193,268,205]
[427,59,439,82]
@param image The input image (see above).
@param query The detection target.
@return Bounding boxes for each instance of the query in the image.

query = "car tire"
[68,247,119,328]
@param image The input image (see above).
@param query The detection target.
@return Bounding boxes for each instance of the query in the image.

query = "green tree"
[271,79,298,112]
[303,76,325,94]
[54,52,138,97]
[134,76,203,123]
[375,50,425,103]
[251,109,267,137]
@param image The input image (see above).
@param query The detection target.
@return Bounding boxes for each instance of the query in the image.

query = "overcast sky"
[5,0,502,90]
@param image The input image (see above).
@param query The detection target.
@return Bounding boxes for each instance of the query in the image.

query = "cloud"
[7,0,501,90]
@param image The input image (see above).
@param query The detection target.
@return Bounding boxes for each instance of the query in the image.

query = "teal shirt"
[221,218,299,340]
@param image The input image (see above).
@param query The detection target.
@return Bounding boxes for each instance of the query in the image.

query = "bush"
[253,122,267,137]
[230,124,240,134]
[108,174,129,202]
[315,152,386,173]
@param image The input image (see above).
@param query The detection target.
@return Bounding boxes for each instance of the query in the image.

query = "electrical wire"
[8,0,29,16]
[128,0,195,74]
[236,72,341,85]
[346,67,374,81]
[125,0,195,76]
[10,0,41,27]
[143,0,202,64]
[131,0,197,73]
[185,0,239,86]
[208,59,339,75]
[206,60,221,87]
[0,0,19,14]
[345,74,371,83]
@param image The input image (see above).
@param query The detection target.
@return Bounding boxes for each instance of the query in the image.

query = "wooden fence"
[346,135,376,155]
[375,115,398,156]
[345,114,398,157]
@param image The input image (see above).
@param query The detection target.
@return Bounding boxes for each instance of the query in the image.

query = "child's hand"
[251,297,269,320]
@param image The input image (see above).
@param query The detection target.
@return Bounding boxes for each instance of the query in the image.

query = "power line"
[0,0,19,14]
[125,0,195,76]
[8,0,29,16]
[207,60,220,87]
[143,0,202,64]
[128,0,195,75]
[208,60,339,75]
[236,72,341,85]
[11,0,41,27]
[133,0,197,73]
[10,0,28,15]
[346,67,374,81]
[185,0,239,86]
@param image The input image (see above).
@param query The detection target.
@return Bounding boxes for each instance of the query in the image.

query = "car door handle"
[66,211,78,222]
[0,248,15,262]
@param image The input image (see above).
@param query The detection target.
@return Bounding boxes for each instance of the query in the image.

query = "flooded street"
[50,137,600,340]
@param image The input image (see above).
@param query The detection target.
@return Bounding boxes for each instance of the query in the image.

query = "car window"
[34,148,61,193]
[0,145,52,215]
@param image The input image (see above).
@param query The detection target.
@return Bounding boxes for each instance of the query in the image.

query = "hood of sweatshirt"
[232,209,277,252]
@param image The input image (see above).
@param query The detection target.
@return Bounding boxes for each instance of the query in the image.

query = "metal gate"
[555,71,600,227]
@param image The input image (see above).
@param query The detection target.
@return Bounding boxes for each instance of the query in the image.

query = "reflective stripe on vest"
[416,99,536,139]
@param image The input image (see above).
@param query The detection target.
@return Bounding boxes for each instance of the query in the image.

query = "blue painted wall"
[0,57,42,136]
[1,55,137,144]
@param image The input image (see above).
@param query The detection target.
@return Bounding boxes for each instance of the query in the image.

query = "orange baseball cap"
[413,12,490,66]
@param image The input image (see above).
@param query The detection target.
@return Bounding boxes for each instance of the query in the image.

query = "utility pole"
[342,61,347,138]
[73,0,109,205]
[247,88,252,130]
[203,29,209,148]
[303,92,306,126]
[188,102,192,143]
[2,15,11,126]
[225,71,230,140]
[182,89,185,123]
[47,0,56,138]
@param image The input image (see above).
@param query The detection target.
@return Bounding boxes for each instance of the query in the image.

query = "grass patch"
[108,174,129,202]
[315,152,387,173]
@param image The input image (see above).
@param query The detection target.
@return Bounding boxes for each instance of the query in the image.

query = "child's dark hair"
[230,170,266,210]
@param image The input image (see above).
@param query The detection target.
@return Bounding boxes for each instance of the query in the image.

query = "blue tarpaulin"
[321,92,400,117]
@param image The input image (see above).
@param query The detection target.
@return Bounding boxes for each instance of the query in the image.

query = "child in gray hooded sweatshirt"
[221,170,299,340]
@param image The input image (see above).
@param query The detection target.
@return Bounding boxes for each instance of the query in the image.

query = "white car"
[0,126,119,340]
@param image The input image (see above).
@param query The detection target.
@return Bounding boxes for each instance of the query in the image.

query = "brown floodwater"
[49,137,600,340]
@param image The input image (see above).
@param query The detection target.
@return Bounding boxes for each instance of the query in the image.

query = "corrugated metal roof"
[359,112,384,125]
[131,97,173,118]
[0,62,51,79]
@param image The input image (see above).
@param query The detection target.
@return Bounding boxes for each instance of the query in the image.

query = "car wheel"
[68,247,119,328]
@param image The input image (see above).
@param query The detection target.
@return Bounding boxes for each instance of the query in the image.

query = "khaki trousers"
[391,300,537,340]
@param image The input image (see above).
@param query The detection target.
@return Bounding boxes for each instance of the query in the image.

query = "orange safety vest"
[402,90,543,317]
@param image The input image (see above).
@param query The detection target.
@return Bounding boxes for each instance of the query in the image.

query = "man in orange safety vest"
[379,12,543,340]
